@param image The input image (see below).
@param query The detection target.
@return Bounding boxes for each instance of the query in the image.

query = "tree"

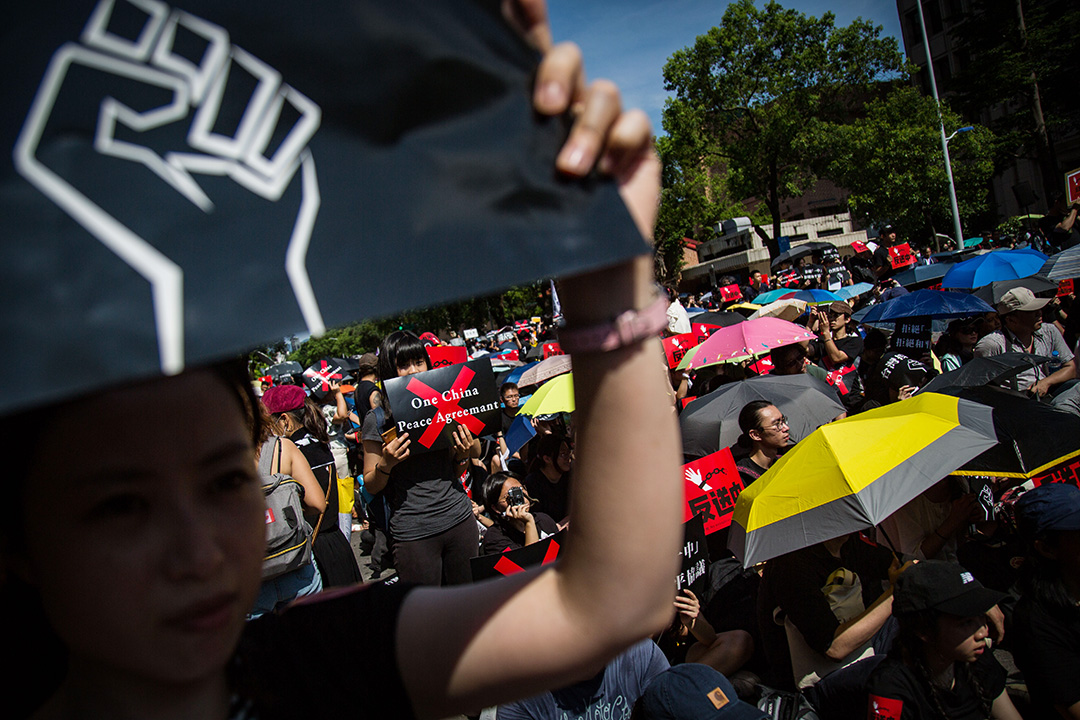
[948,0,1080,204]
[814,85,995,246]
[662,0,906,257]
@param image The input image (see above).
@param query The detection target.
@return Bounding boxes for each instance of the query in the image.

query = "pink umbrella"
[684,317,816,370]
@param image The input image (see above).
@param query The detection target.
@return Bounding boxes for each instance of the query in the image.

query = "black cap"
[893,561,1006,617]
[637,665,767,720]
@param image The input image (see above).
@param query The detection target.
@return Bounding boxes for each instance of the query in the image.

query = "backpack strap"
[257,436,280,476]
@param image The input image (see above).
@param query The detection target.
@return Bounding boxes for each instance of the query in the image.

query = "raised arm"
[393,3,680,716]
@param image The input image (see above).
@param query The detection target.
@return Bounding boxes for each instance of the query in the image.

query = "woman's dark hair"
[377,331,428,382]
[529,433,569,474]
[274,397,330,444]
[890,609,992,720]
[736,401,774,448]
[480,471,524,518]
[933,319,977,362]
[1018,530,1080,616]
[0,359,260,718]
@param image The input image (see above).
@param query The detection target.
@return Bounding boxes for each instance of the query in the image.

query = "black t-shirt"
[1010,595,1080,716]
[735,456,769,488]
[812,334,865,409]
[866,651,1006,720]
[288,428,339,516]
[236,581,415,719]
[873,244,894,279]
[480,512,559,555]
[352,380,380,425]
[523,470,570,523]
[361,412,473,542]
[760,535,893,655]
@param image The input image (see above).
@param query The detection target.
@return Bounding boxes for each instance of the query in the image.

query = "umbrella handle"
[875,524,902,566]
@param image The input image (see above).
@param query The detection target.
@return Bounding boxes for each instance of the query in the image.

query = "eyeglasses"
[759,416,789,432]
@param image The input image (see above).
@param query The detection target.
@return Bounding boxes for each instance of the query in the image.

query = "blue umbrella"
[751,288,798,304]
[861,290,994,323]
[835,282,874,301]
[941,248,1049,290]
[892,264,949,288]
[787,289,842,305]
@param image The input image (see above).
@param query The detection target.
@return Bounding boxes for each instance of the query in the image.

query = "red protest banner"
[749,356,774,375]
[680,395,697,409]
[888,243,916,270]
[682,448,744,535]
[1067,167,1080,205]
[425,345,468,369]
[542,342,564,359]
[1058,279,1075,297]
[490,349,520,362]
[663,333,697,369]
[719,284,743,302]
[760,274,770,287]
[1031,455,1080,489]
[692,323,722,346]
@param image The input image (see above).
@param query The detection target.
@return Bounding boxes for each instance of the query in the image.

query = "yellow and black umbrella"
[729,393,997,567]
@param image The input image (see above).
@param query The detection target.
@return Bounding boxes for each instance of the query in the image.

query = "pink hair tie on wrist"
[559,295,669,354]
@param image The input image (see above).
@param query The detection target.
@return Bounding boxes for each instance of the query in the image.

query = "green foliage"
[286,283,549,368]
[815,86,995,245]
[948,0,1080,195]
[662,0,906,256]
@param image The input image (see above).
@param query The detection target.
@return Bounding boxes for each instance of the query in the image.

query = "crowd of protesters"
[5,0,1080,712]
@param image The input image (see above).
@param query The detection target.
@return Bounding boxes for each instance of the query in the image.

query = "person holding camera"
[480,472,559,555]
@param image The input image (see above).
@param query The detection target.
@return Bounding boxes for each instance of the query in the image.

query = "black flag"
[0,0,647,414]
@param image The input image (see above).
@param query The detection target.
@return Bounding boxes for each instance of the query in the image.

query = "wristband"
[559,295,668,354]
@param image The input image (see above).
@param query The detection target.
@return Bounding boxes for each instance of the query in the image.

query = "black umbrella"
[690,311,746,328]
[936,385,1080,480]
[769,246,813,268]
[971,275,1059,306]
[891,263,949,288]
[266,361,303,381]
[680,374,845,459]
[918,353,1052,395]
[302,357,352,397]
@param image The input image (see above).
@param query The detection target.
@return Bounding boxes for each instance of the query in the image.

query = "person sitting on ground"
[865,560,1021,720]
[756,531,902,701]
[497,639,670,720]
[1010,483,1080,720]
[860,352,928,412]
[878,477,980,564]
[663,588,754,680]
[974,287,1075,396]
[479,471,558,555]
[733,401,788,488]
[523,432,572,525]
[634,663,768,720]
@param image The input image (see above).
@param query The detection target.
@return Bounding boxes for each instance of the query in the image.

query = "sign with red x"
[471,530,566,581]
[383,357,501,454]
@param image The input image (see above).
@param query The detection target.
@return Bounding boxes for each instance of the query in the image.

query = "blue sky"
[547,0,904,135]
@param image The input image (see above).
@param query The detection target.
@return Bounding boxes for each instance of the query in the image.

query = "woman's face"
[554,442,573,474]
[928,613,989,665]
[396,357,428,377]
[496,478,530,513]
[16,371,266,685]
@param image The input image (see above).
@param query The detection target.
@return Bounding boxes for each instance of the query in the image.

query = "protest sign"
[0,0,648,416]
[383,358,500,454]
[491,349,520,362]
[463,328,479,340]
[683,448,744,535]
[776,268,800,288]
[891,317,932,354]
[302,357,351,396]
[1067,167,1080,205]
[426,345,468,369]
[677,514,710,594]
[663,333,697,369]
[888,243,916,270]
[749,356,774,375]
[471,530,565,581]
[1031,455,1080,489]
[691,323,722,346]
[542,342,563,359]
[1058,279,1074,297]
[719,284,743,302]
